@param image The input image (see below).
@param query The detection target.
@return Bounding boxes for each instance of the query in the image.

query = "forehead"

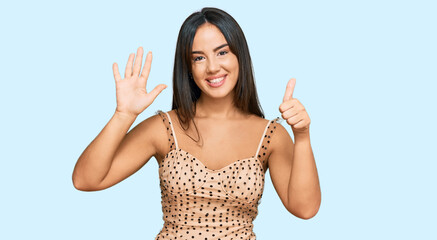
[192,23,228,51]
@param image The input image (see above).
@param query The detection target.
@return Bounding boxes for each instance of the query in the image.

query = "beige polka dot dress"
[155,110,281,240]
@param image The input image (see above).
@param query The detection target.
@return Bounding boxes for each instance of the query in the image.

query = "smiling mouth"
[207,76,225,83]
[205,75,226,87]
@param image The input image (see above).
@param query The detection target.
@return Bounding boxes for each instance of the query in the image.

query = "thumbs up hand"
[279,78,311,135]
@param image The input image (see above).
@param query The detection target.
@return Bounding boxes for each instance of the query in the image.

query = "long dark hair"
[172,7,264,142]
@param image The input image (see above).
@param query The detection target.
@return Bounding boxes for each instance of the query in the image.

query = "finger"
[125,53,135,78]
[147,84,167,101]
[140,51,153,86]
[281,107,298,119]
[293,119,308,129]
[282,78,296,103]
[132,47,143,77]
[286,113,303,126]
[279,99,295,113]
[112,63,122,82]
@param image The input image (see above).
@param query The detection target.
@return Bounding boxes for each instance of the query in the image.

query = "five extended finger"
[132,47,144,77]
[113,63,122,82]
[125,53,135,78]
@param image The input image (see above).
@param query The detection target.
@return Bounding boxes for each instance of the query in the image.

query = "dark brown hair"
[172,7,264,142]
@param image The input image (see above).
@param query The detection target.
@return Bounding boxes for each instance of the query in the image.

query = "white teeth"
[208,76,225,83]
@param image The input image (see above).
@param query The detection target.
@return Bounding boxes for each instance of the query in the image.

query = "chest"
[158,148,266,204]
[175,120,268,171]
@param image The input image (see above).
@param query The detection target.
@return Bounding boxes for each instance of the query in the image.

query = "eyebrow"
[192,43,229,54]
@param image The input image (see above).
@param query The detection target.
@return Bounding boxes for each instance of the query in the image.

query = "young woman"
[72,7,321,240]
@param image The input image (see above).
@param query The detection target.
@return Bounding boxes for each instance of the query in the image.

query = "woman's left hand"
[279,78,311,135]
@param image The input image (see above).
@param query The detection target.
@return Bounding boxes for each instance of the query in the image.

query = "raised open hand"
[279,78,311,135]
[112,47,167,118]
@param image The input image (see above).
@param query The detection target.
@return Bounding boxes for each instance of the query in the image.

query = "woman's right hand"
[112,47,167,118]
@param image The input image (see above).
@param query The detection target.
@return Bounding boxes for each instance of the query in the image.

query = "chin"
[205,88,236,99]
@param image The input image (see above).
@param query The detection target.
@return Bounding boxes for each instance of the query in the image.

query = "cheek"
[191,64,205,79]
[222,57,239,73]
[230,59,239,77]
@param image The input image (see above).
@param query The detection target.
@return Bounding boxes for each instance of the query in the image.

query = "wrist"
[114,110,138,121]
[293,129,310,141]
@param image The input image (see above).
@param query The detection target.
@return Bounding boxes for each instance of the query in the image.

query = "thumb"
[148,84,167,101]
[282,78,296,103]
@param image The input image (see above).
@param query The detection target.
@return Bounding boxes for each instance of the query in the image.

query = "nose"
[206,57,220,74]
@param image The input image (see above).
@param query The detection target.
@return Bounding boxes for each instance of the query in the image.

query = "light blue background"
[1,0,436,239]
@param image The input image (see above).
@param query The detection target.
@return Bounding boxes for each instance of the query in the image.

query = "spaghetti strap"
[164,111,179,149]
[156,110,179,151]
[255,117,282,166]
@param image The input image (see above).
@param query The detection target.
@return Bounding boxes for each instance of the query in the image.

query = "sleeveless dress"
[155,110,281,240]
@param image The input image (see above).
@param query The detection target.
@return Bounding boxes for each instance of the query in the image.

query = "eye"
[218,50,228,56]
[193,56,204,62]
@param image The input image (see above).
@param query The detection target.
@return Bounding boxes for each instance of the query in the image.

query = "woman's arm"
[72,112,165,191]
[290,132,320,218]
[72,112,136,190]
[268,124,321,219]
[72,47,167,191]
[268,78,321,219]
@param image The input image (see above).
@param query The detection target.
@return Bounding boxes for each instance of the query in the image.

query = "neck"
[195,93,241,119]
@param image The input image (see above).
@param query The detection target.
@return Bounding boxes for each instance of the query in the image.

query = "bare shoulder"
[167,109,178,122]
[271,119,292,145]
[246,113,270,127]
[133,110,169,161]
[133,111,164,137]
[269,119,294,158]
[246,114,289,170]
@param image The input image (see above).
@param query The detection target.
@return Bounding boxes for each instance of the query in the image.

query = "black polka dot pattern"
[155,110,281,240]
[157,111,177,152]
[256,118,282,166]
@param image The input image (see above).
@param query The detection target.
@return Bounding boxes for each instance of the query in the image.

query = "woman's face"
[190,23,239,100]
